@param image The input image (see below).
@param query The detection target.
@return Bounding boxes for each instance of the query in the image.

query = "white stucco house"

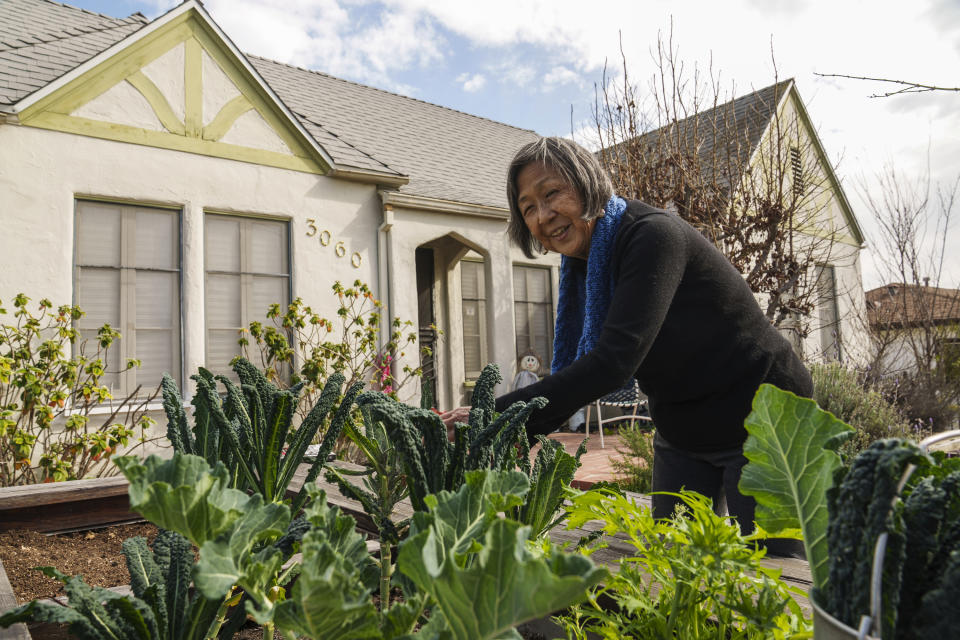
[0,0,557,418]
[0,0,868,438]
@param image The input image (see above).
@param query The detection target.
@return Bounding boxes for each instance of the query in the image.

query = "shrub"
[810,362,912,459]
[0,294,158,486]
[240,280,431,415]
[611,423,655,493]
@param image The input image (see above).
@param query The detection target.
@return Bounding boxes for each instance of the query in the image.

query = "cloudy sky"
[72,0,960,289]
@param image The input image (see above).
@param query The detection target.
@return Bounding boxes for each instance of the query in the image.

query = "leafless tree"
[859,163,960,429]
[586,28,847,339]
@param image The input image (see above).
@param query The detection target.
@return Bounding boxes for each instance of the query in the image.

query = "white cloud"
[201,0,445,93]
[490,62,536,88]
[542,65,581,89]
[456,72,486,92]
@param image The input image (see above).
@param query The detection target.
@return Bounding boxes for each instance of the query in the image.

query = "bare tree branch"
[815,72,960,98]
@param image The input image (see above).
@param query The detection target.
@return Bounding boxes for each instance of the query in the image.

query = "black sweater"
[496,200,812,452]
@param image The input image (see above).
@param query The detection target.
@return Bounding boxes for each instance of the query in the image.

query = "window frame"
[459,257,488,380]
[202,211,293,379]
[72,198,184,396]
[814,263,842,362]
[512,263,554,375]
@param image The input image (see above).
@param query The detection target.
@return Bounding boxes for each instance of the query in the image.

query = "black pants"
[650,432,804,558]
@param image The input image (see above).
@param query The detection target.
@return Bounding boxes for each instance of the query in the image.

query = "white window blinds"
[74,200,181,395]
[205,214,289,380]
[460,260,487,379]
[513,265,553,374]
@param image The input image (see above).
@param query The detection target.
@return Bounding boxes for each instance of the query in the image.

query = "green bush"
[611,423,654,493]
[0,294,158,486]
[810,362,911,459]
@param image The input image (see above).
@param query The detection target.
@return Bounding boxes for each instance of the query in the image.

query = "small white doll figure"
[512,351,542,392]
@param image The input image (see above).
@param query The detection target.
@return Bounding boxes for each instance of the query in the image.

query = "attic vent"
[790,146,804,196]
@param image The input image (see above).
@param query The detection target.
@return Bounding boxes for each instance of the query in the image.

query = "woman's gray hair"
[506,137,614,258]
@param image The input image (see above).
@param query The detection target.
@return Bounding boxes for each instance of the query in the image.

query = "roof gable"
[6,1,338,175]
[756,83,865,247]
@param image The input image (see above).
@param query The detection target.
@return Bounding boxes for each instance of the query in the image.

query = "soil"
[0,522,157,603]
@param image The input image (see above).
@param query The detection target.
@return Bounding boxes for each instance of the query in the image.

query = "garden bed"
[0,462,814,639]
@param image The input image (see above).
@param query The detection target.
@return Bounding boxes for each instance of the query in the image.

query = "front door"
[415,247,438,408]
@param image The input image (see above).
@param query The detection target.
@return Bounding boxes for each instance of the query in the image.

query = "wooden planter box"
[0,476,143,640]
[0,467,814,640]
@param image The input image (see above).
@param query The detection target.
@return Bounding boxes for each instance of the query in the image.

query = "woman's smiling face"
[516,162,595,260]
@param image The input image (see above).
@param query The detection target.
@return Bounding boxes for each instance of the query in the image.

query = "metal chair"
[584,380,652,448]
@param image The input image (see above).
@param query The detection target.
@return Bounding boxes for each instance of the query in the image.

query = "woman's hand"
[440,406,470,441]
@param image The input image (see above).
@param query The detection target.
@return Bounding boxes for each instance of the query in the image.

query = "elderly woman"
[442,136,812,544]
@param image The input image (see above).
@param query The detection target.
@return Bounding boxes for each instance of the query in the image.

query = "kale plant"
[162,357,360,510]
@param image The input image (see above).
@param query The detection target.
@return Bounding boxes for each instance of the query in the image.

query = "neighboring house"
[0,0,558,419]
[866,283,960,375]
[619,79,869,365]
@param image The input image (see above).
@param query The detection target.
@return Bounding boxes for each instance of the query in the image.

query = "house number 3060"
[306,219,361,268]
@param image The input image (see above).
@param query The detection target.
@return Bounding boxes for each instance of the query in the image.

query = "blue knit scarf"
[551,195,627,374]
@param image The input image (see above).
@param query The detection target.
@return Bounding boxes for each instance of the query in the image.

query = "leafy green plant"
[325,406,409,608]
[162,357,360,510]
[0,453,310,639]
[739,384,960,637]
[820,440,960,639]
[610,423,654,493]
[0,293,159,486]
[276,470,606,640]
[558,488,810,639]
[738,384,854,590]
[353,363,583,536]
[810,362,912,459]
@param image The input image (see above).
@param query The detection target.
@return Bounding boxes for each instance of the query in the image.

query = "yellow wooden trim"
[126,71,186,135]
[20,17,193,120]
[184,37,202,137]
[18,10,330,174]
[190,26,327,169]
[29,112,326,174]
[202,94,253,141]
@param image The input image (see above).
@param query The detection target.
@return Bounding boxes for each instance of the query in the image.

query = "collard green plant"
[117,453,311,638]
[275,472,605,640]
[0,453,310,639]
[558,488,810,639]
[162,357,360,510]
[0,293,159,486]
[738,384,854,590]
[399,471,606,640]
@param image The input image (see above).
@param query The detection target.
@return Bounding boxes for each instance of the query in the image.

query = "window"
[513,265,553,375]
[815,264,841,362]
[460,259,487,379]
[205,214,290,380]
[74,200,181,394]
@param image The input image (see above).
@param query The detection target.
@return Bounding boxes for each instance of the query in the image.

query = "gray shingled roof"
[622,79,793,185]
[0,0,539,210]
[251,56,539,209]
[0,0,148,106]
